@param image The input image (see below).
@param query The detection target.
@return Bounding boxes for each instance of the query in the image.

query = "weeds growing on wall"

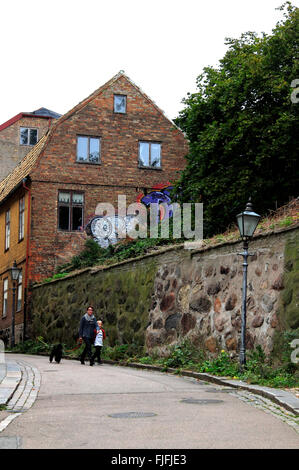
[7,337,51,354]
[54,237,178,276]
[46,198,298,280]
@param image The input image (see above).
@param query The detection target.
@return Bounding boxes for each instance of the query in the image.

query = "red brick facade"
[0,72,188,341]
[29,74,188,282]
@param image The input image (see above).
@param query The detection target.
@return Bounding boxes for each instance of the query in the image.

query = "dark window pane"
[29,129,38,145]
[20,128,28,145]
[72,207,83,231]
[58,206,70,230]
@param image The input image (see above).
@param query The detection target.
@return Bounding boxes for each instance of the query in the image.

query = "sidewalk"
[0,355,41,433]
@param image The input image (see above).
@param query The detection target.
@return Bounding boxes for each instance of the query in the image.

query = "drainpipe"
[22,177,31,341]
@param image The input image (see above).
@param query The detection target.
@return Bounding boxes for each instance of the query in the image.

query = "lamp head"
[236,198,260,240]
[10,261,20,282]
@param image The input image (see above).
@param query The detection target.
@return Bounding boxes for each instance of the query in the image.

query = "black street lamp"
[9,261,21,348]
[236,199,260,371]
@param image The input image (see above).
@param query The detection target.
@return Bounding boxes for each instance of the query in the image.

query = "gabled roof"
[32,108,62,119]
[0,72,183,206]
[0,135,48,204]
[0,108,61,132]
[49,71,177,131]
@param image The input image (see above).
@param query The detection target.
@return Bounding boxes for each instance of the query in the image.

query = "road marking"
[0,413,22,432]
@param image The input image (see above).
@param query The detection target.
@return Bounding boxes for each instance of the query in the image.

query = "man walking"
[79,306,99,366]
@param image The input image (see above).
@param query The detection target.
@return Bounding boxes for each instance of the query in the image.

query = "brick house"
[0,108,61,182]
[0,71,188,344]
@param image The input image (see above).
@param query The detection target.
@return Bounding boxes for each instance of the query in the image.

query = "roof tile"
[0,134,48,203]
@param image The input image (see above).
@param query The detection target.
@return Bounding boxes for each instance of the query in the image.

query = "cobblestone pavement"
[0,357,40,434]
[228,389,299,434]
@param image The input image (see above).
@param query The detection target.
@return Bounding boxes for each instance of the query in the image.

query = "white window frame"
[76,136,101,164]
[138,141,162,169]
[114,94,127,114]
[2,278,8,318]
[19,196,25,241]
[5,209,10,251]
[17,271,23,312]
[20,127,38,146]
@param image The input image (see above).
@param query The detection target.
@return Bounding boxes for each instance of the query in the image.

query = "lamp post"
[9,261,21,348]
[236,199,260,371]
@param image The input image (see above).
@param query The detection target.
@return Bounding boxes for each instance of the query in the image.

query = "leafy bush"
[163,340,206,369]
[55,237,174,274]
[198,350,239,376]
[102,343,143,362]
[8,337,51,354]
[43,273,69,283]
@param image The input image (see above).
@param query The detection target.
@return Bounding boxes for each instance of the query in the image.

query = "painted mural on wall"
[86,182,175,247]
[137,183,174,222]
[85,214,139,248]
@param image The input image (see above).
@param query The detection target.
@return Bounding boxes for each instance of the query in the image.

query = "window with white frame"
[17,271,23,312]
[20,127,38,146]
[5,210,10,251]
[76,136,100,163]
[58,191,84,231]
[19,196,25,241]
[2,278,8,318]
[114,95,126,114]
[138,142,161,168]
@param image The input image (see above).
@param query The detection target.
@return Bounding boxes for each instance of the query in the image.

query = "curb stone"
[0,357,41,433]
[0,361,22,407]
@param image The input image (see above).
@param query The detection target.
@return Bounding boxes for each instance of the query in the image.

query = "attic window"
[20,127,38,146]
[114,95,126,114]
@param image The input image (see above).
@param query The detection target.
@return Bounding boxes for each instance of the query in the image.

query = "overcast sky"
[0,0,297,125]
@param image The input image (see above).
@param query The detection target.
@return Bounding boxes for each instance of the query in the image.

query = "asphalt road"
[1,354,299,449]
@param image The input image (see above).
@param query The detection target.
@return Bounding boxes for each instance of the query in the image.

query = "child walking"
[92,320,106,364]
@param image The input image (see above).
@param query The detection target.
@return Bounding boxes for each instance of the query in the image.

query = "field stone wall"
[29,226,299,357]
[29,260,158,348]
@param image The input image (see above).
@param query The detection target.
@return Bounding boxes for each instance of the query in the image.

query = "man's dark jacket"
[79,314,98,339]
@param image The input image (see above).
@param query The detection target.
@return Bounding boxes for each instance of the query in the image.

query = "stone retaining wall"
[28,225,299,357]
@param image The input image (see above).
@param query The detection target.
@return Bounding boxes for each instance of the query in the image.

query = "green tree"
[175,2,299,237]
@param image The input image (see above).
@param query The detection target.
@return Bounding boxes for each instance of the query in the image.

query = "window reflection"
[114,95,126,113]
[139,142,161,168]
[76,136,100,163]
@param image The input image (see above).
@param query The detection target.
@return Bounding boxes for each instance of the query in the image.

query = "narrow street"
[0,354,299,450]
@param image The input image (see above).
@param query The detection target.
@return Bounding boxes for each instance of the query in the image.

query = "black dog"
[49,344,63,364]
